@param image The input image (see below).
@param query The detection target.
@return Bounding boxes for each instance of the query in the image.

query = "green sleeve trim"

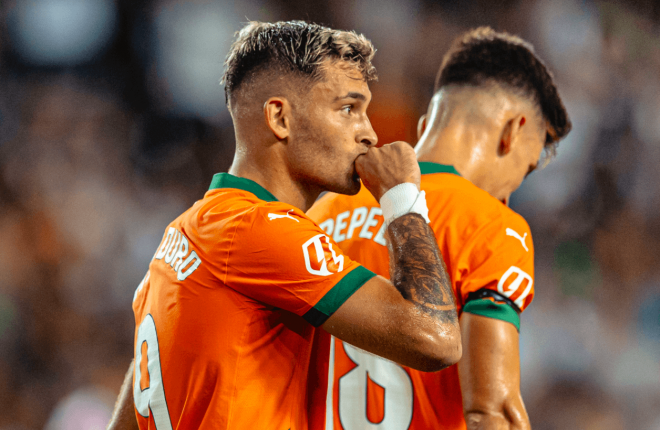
[303,266,376,327]
[463,299,521,332]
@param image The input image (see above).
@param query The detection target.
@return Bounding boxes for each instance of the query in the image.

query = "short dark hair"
[222,21,377,105]
[435,27,571,147]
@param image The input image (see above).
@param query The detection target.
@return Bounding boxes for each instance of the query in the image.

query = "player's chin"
[329,174,361,196]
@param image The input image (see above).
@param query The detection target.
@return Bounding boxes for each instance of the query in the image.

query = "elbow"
[421,334,462,372]
[406,324,462,372]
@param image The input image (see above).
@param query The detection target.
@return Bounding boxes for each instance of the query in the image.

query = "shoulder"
[254,201,315,226]
[463,200,533,258]
[501,207,533,240]
[478,206,534,259]
[424,174,525,227]
[423,174,500,217]
[225,199,359,282]
[189,190,322,246]
[231,200,331,251]
[225,199,321,238]
[422,174,533,252]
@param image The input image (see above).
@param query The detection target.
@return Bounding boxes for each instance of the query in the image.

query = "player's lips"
[353,151,368,169]
[356,149,370,157]
[351,160,361,179]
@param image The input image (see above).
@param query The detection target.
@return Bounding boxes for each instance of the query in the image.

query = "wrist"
[380,183,431,227]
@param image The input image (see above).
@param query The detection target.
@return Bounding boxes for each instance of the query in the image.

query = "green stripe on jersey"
[208,173,278,202]
[303,266,376,327]
[418,162,461,176]
[463,299,521,332]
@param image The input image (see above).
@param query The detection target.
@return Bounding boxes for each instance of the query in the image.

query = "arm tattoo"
[387,213,458,324]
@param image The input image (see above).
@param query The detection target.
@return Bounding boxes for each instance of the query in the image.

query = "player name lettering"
[154,227,202,281]
[318,206,387,246]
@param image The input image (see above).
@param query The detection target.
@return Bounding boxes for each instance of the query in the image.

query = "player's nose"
[357,117,378,148]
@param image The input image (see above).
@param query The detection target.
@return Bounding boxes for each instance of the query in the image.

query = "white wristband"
[380,183,431,227]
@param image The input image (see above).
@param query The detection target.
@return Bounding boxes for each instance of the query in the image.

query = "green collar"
[208,173,279,202]
[208,164,457,202]
[418,162,461,176]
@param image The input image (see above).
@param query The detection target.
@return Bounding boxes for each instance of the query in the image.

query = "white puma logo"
[268,209,299,222]
[506,228,528,252]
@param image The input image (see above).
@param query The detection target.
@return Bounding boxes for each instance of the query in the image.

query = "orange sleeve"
[458,214,535,314]
[224,204,376,326]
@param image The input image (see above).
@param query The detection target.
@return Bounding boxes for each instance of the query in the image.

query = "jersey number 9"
[134,314,173,430]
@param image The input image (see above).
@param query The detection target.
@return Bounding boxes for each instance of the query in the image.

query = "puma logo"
[506,228,528,252]
[268,209,299,222]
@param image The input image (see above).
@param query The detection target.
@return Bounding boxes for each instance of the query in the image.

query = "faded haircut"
[435,27,571,151]
[222,20,377,105]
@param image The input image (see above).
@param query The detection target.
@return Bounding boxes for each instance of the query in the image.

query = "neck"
[415,118,491,187]
[228,143,320,212]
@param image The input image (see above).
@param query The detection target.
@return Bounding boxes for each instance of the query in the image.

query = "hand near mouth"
[356,141,420,203]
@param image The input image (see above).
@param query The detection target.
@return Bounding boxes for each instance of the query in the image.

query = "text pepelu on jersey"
[318,206,387,246]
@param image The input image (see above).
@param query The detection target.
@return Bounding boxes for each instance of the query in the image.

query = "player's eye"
[341,105,353,114]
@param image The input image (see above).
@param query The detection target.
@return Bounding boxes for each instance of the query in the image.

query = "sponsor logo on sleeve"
[302,234,345,276]
[497,266,533,308]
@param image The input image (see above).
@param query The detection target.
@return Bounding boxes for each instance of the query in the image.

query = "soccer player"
[308,27,571,430]
[107,21,461,430]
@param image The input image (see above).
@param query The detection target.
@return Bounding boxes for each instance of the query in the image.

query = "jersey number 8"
[134,314,173,430]
[330,338,414,429]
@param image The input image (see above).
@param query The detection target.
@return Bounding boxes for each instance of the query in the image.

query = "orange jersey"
[131,173,375,430]
[307,162,534,430]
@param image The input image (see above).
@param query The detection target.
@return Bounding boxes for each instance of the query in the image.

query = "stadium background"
[1,0,659,428]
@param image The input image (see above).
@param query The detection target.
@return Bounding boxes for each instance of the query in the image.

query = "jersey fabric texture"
[307,162,535,430]
[132,173,375,430]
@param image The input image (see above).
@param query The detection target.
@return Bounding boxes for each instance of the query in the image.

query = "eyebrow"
[334,92,367,102]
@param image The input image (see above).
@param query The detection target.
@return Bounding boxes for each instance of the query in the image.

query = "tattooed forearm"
[387,213,458,324]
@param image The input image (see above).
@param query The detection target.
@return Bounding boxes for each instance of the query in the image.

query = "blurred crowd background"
[1,0,659,428]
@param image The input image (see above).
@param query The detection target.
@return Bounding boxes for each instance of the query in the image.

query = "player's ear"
[417,114,427,141]
[264,97,291,140]
[498,114,525,156]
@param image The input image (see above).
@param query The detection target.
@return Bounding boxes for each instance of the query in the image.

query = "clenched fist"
[355,141,421,202]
